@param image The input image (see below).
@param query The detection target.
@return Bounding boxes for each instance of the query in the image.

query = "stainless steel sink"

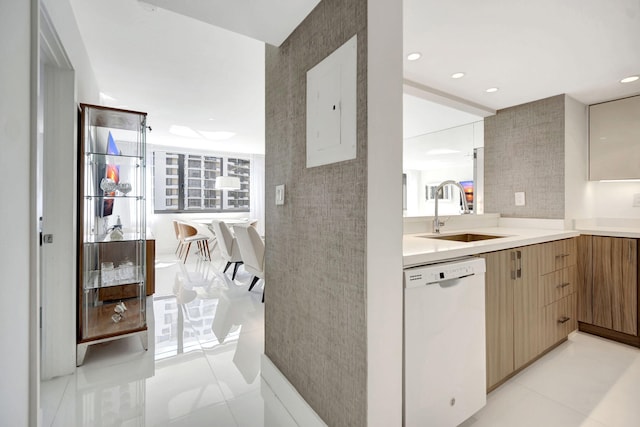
[420,233,508,242]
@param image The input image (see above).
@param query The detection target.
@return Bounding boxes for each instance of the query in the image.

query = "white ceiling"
[69,0,640,156]
[142,0,322,47]
[404,0,640,111]
[70,0,266,155]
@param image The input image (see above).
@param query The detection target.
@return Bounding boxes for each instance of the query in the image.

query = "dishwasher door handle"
[426,273,475,286]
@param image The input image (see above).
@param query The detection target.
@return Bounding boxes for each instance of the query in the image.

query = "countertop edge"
[575,228,640,238]
[403,230,579,268]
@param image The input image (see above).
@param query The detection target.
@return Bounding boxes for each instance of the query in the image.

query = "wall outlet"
[515,192,526,206]
[633,193,640,207]
[275,184,285,206]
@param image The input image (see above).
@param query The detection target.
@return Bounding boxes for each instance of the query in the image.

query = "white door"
[39,13,77,380]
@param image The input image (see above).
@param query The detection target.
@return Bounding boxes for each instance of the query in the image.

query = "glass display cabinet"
[77,104,148,365]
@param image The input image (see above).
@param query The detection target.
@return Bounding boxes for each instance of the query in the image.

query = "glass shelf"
[84,195,144,199]
[83,268,144,290]
[86,152,144,160]
[83,234,145,243]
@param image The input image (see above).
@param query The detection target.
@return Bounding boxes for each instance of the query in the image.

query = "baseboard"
[578,322,640,348]
[260,354,327,427]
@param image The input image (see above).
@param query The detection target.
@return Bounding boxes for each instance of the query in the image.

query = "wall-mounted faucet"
[433,180,470,233]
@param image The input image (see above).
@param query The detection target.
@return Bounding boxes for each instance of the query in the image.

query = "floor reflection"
[41,251,292,427]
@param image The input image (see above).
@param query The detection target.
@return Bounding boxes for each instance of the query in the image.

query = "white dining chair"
[178,222,212,263]
[172,220,185,257]
[233,223,265,302]
[211,220,244,280]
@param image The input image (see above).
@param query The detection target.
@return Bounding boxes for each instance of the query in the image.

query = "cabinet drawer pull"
[555,254,570,259]
[556,282,571,289]
[557,316,571,324]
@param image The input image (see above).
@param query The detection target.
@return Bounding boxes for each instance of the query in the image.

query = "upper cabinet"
[589,95,640,180]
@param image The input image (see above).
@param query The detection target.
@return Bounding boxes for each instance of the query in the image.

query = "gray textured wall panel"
[484,95,565,219]
[264,0,368,425]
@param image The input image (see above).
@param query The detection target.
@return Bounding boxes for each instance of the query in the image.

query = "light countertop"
[572,219,640,238]
[403,227,579,268]
[574,226,640,238]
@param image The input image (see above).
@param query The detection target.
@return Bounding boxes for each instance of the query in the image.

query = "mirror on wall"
[403,93,485,217]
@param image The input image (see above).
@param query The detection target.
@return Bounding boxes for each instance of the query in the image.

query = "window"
[153,151,250,213]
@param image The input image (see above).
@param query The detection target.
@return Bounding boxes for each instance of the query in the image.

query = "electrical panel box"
[306,35,357,168]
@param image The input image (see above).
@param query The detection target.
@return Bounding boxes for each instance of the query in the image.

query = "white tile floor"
[460,332,640,427]
[41,249,640,427]
[40,250,294,427]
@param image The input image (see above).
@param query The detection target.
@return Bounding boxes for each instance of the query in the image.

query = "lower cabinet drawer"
[539,239,577,275]
[540,265,576,306]
[541,293,577,350]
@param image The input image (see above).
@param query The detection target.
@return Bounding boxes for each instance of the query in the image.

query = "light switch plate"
[275,184,285,206]
[515,192,526,206]
[633,193,640,207]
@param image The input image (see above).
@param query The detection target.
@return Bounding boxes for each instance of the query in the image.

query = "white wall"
[35,0,100,384]
[42,0,99,103]
[585,181,640,219]
[367,0,403,424]
[0,0,33,424]
[564,95,591,222]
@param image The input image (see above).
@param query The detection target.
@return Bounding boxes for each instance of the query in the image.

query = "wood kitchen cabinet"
[480,244,539,390]
[538,238,578,352]
[481,238,578,391]
[589,94,640,180]
[578,235,639,346]
[481,249,514,390]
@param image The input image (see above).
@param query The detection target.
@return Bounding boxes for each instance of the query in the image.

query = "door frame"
[37,4,77,381]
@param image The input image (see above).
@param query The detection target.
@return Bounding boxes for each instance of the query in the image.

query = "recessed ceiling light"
[169,125,200,138]
[198,131,236,140]
[485,87,499,93]
[620,75,639,83]
[407,52,422,61]
[451,72,465,79]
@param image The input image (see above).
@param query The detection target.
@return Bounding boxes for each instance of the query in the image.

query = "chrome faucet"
[433,180,470,233]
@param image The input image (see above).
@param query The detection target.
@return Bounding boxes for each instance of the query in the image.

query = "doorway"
[38,5,77,384]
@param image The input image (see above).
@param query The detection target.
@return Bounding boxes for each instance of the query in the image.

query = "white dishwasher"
[404,256,486,427]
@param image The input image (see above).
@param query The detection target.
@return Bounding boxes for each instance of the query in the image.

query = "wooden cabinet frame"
[578,235,640,346]
[482,238,578,392]
[76,104,149,365]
